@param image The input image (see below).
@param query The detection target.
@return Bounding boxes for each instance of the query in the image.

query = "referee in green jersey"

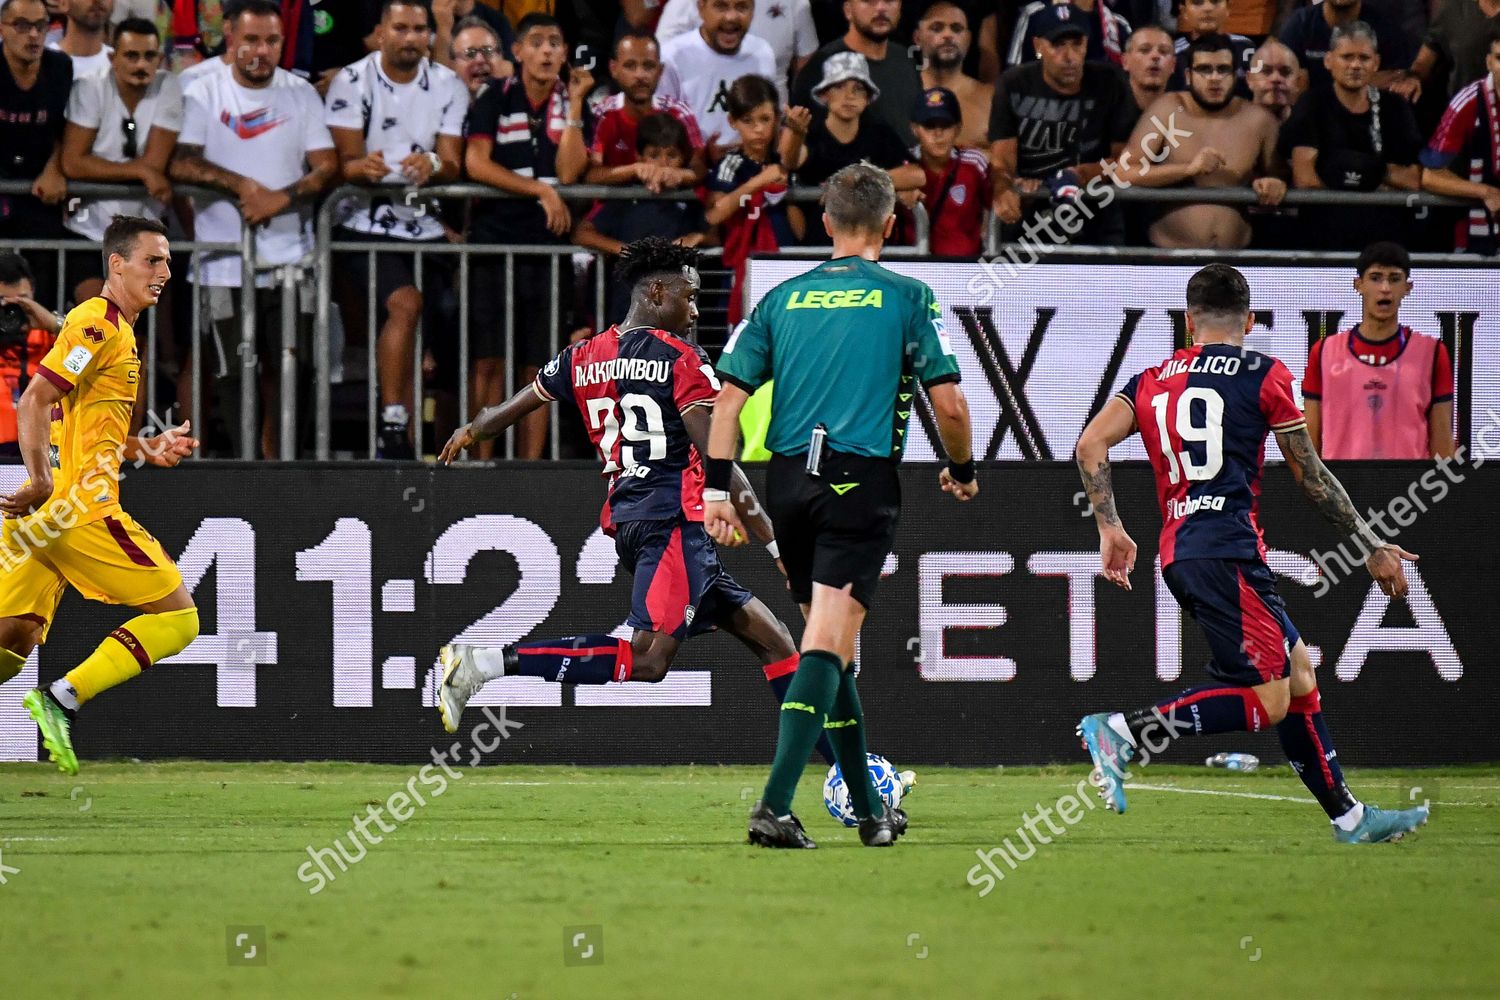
[703,163,978,849]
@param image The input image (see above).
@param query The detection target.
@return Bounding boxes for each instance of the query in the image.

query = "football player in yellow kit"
[0,216,200,775]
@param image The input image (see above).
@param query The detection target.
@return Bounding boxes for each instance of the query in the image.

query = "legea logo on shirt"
[63,346,94,376]
[219,106,288,140]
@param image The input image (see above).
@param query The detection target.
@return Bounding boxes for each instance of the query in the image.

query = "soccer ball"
[822,753,904,827]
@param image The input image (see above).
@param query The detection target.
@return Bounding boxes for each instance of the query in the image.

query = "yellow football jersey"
[33,297,141,528]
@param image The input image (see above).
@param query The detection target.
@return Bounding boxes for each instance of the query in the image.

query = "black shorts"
[1163,558,1301,687]
[614,516,753,641]
[765,451,900,609]
[337,230,451,321]
[466,252,561,367]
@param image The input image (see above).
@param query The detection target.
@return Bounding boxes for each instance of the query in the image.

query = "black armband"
[705,457,734,492]
[947,458,976,485]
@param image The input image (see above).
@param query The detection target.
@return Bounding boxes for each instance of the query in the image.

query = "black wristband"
[947,458,976,485]
[705,457,734,492]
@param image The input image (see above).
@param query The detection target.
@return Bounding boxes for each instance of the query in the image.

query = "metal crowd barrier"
[0,180,288,460]
[312,183,932,461]
[2,179,1491,462]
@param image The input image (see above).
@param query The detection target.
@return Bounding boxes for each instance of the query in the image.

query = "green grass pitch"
[1,761,1496,998]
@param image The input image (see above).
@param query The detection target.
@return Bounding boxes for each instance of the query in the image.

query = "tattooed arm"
[1075,397,1139,591]
[284,147,338,207]
[171,145,337,225]
[169,143,248,196]
[1276,426,1417,597]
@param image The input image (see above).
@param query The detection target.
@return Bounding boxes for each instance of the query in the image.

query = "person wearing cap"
[913,0,991,150]
[780,51,922,230]
[988,3,1136,243]
[791,0,924,144]
[1007,0,1131,69]
[911,86,991,256]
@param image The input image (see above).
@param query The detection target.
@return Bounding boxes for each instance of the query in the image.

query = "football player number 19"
[588,394,668,473]
[1150,387,1224,484]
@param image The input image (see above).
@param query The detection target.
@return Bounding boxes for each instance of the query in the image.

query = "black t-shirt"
[791,40,924,145]
[795,108,913,187]
[1277,0,1414,93]
[310,0,384,76]
[0,48,72,181]
[988,61,1135,178]
[1280,85,1423,191]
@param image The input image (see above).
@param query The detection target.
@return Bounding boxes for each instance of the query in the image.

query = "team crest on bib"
[950,184,967,206]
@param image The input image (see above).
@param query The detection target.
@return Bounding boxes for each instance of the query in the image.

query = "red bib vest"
[1317,327,1439,460]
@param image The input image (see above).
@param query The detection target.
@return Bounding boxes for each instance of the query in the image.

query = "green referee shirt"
[716,257,961,459]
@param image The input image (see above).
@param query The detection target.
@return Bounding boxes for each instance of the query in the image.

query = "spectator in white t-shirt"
[326,0,469,460]
[653,0,817,102]
[60,16,181,302]
[169,0,337,459]
[47,0,114,77]
[658,0,777,146]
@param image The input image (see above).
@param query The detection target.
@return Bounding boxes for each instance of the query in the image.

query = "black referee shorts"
[765,451,901,610]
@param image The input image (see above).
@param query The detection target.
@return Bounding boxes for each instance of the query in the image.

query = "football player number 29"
[588,394,667,472]
[1150,387,1224,484]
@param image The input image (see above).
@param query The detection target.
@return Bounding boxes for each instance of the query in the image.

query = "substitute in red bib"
[1303,241,1457,461]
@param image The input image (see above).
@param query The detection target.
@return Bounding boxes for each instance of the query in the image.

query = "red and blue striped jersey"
[535,325,720,533]
[1115,343,1305,568]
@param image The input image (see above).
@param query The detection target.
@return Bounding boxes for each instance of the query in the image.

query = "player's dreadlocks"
[614,237,699,292]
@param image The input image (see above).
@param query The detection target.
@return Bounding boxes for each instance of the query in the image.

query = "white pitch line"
[1127,782,1317,804]
[1128,783,1483,807]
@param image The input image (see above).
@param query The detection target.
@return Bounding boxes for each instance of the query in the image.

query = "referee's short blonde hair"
[822,162,896,238]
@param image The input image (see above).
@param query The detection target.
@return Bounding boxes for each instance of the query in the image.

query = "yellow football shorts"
[0,510,183,642]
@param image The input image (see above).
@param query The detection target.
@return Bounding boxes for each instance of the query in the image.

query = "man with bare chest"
[914,0,991,149]
[1118,33,1286,248]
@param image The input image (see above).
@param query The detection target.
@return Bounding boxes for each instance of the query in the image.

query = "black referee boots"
[747,801,817,849]
[858,806,908,847]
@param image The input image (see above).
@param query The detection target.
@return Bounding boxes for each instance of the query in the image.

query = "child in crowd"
[910,87,991,258]
[704,74,804,326]
[575,113,713,319]
[779,52,922,245]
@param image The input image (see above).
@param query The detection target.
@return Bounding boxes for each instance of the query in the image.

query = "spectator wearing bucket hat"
[791,0,924,144]
[781,51,921,196]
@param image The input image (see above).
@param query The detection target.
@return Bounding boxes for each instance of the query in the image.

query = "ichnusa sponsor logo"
[1167,494,1227,519]
[786,289,884,310]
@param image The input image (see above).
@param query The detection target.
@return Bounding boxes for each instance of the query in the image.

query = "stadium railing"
[0,179,1486,461]
[314,183,941,460]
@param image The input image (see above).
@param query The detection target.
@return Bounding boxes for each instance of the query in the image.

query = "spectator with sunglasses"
[448,14,513,95]
[60,16,181,302]
[434,0,515,76]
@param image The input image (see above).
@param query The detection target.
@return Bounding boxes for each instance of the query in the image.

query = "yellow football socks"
[0,647,24,685]
[63,608,200,707]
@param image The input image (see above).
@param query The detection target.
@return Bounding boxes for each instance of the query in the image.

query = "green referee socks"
[826,666,881,820]
[762,650,843,816]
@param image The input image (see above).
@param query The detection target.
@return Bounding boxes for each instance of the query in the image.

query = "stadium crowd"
[0,0,1494,457]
